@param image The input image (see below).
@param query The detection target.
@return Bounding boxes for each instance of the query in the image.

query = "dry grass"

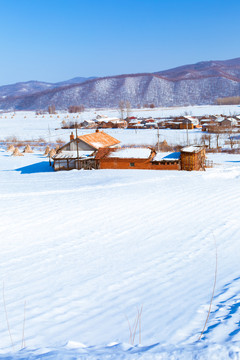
[21,301,26,349]
[7,144,15,152]
[198,236,217,341]
[23,145,34,153]
[12,148,24,156]
[2,281,15,351]
[44,146,50,155]
[2,282,26,351]
[49,149,56,158]
[125,305,143,345]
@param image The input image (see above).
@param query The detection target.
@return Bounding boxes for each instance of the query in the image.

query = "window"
[130,162,135,167]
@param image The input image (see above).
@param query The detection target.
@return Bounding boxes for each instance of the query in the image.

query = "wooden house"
[95,147,181,170]
[52,130,120,171]
[179,120,194,130]
[59,130,120,152]
[52,131,206,172]
[218,118,238,128]
[180,145,206,171]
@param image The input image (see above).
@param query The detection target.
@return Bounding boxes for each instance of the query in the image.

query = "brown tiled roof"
[78,131,120,149]
[94,148,113,160]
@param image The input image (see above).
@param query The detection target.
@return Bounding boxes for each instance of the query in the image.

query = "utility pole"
[186,121,189,146]
[75,123,79,170]
[48,124,51,144]
[157,123,160,152]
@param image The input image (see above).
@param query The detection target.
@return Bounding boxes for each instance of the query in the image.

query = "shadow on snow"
[15,161,54,174]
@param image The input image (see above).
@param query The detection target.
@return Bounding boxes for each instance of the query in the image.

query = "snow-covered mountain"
[0,77,97,99]
[1,58,240,110]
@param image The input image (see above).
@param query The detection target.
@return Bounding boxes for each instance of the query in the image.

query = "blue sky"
[0,0,239,85]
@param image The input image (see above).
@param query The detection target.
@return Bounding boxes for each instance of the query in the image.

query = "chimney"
[70,132,74,141]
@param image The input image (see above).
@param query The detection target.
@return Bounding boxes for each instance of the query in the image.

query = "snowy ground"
[0,147,240,359]
[1,104,240,149]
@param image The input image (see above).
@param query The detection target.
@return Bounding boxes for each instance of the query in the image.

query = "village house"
[95,116,127,128]
[52,130,120,171]
[52,131,206,171]
[162,116,199,130]
[218,118,238,127]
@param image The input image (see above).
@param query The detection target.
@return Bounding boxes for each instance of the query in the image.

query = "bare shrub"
[6,136,18,143]
[48,104,56,114]
[119,100,125,120]
[37,137,46,144]
[16,141,27,148]
[216,96,240,105]
[56,138,64,144]
[68,105,85,113]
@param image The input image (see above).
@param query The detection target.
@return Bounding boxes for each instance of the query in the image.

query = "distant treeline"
[216,96,240,105]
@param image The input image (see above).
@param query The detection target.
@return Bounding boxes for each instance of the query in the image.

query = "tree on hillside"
[118,100,125,120]
[48,104,56,114]
[68,105,85,113]
[126,101,131,119]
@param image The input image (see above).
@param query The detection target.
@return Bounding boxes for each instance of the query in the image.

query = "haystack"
[44,146,50,155]
[49,149,56,158]
[12,147,24,156]
[23,144,34,153]
[7,144,15,152]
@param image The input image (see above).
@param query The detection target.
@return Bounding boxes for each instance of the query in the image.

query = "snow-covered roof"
[53,151,94,159]
[129,119,140,124]
[78,131,120,149]
[181,145,204,153]
[153,152,181,162]
[109,147,152,159]
[96,117,122,123]
[215,116,225,122]
[182,116,199,125]
[219,118,238,125]
[132,124,145,127]
[145,122,158,126]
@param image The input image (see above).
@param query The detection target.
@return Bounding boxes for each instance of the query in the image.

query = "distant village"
[61,113,240,132]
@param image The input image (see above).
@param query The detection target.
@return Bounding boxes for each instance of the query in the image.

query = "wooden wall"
[99,158,180,170]
[180,149,205,171]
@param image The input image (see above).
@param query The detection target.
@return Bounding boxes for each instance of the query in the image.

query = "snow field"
[1,104,240,149]
[0,150,240,358]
